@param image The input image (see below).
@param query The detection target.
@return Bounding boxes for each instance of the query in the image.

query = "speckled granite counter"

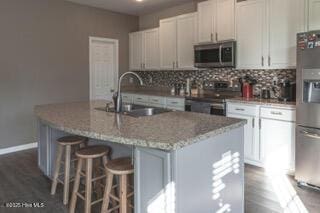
[35,100,246,150]
[226,97,296,109]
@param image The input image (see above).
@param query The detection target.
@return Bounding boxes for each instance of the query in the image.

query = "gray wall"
[0,0,139,149]
[139,0,204,30]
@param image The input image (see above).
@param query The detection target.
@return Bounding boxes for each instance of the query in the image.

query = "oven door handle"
[300,130,320,139]
[219,45,223,66]
[211,103,224,109]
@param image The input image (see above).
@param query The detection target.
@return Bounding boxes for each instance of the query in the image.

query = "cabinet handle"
[235,108,245,111]
[252,118,255,128]
[270,111,283,115]
[268,56,271,67]
[259,118,261,130]
[171,101,178,104]
[261,56,264,67]
[152,99,159,102]
[300,130,320,139]
[216,32,218,41]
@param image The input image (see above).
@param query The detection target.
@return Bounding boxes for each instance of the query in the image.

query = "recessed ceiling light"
[136,0,143,2]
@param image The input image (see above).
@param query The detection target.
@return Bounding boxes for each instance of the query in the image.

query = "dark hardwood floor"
[0,149,319,213]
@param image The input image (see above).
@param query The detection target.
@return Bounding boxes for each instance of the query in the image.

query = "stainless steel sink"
[95,104,170,117]
[124,107,170,117]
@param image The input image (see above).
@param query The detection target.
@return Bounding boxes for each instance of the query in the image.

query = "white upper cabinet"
[160,13,197,70]
[198,0,235,43]
[236,0,267,69]
[216,0,235,41]
[143,28,160,70]
[160,17,177,69]
[177,13,198,69]
[129,32,143,70]
[268,0,305,69]
[236,0,305,69]
[129,28,160,71]
[198,0,216,43]
[308,0,320,31]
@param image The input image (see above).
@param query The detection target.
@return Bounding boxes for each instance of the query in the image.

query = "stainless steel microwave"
[194,41,236,68]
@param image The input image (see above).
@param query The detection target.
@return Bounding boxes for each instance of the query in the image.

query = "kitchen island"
[35,100,246,213]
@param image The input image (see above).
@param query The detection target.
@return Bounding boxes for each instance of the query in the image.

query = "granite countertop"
[226,97,296,109]
[34,100,246,150]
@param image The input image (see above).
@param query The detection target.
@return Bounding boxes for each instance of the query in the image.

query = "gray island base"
[35,101,245,213]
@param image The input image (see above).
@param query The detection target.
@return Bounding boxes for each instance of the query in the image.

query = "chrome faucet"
[116,72,143,113]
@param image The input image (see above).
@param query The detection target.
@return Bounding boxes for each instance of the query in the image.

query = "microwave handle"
[219,45,223,65]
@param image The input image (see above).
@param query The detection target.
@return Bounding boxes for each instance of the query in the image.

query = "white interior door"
[90,37,118,101]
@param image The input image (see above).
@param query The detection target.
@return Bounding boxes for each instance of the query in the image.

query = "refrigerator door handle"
[300,130,320,139]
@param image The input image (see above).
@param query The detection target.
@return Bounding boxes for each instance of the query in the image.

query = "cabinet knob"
[261,56,264,67]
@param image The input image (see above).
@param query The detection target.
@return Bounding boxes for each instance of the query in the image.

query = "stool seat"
[57,135,87,146]
[106,157,133,175]
[76,145,110,159]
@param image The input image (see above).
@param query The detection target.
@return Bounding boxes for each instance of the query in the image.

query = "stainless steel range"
[295,30,320,188]
[185,81,241,116]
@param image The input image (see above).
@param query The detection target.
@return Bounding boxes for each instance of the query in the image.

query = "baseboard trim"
[0,142,38,155]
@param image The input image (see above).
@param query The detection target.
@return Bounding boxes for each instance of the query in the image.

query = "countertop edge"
[36,115,246,151]
[226,98,296,109]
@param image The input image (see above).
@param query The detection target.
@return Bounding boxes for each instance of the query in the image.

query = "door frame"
[89,36,119,100]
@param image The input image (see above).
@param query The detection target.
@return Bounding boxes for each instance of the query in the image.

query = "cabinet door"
[160,17,177,69]
[228,113,258,163]
[260,119,295,172]
[129,32,143,70]
[143,28,160,70]
[198,0,215,43]
[308,0,320,31]
[216,0,235,41]
[236,0,267,69]
[177,13,197,69]
[268,0,305,69]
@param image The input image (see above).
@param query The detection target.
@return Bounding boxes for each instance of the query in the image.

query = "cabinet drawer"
[227,103,257,116]
[148,96,166,106]
[133,95,149,105]
[122,93,133,104]
[260,107,296,122]
[166,98,185,107]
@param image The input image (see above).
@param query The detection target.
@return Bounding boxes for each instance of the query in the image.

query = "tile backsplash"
[134,69,296,98]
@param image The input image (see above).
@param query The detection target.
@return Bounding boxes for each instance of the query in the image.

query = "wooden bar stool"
[101,157,134,213]
[51,135,87,205]
[69,145,111,213]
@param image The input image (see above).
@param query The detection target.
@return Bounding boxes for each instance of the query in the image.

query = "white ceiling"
[66,0,195,15]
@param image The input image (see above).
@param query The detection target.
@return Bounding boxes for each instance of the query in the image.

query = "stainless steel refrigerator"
[295,30,320,188]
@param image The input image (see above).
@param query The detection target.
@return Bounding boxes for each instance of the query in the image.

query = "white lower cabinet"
[227,102,296,173]
[260,117,295,172]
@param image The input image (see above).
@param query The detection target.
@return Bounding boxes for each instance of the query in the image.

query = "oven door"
[210,102,226,116]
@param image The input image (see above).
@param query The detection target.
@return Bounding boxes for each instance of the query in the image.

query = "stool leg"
[51,144,63,195]
[101,172,114,213]
[120,175,128,213]
[63,145,71,205]
[69,158,83,213]
[85,158,93,213]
